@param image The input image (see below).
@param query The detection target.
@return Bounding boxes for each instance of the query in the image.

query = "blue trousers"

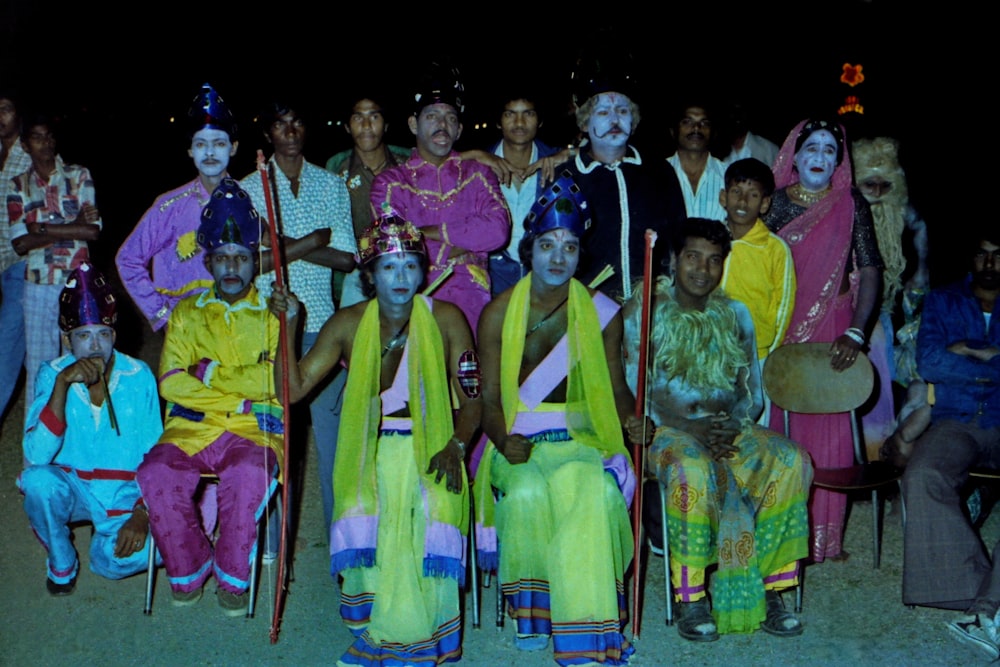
[20,465,149,584]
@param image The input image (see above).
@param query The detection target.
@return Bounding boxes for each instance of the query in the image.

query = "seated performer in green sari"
[475,172,649,666]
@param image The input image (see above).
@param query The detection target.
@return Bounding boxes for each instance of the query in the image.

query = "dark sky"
[0,3,974,285]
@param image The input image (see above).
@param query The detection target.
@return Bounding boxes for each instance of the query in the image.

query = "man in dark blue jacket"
[902,232,1000,659]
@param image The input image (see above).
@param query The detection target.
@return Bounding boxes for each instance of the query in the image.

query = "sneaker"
[760,590,803,637]
[46,576,76,597]
[171,587,203,607]
[676,598,719,642]
[947,613,1000,660]
[218,589,249,617]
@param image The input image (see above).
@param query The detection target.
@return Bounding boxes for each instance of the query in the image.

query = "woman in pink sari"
[765,119,883,562]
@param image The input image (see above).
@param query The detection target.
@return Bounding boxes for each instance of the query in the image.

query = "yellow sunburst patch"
[176,232,199,262]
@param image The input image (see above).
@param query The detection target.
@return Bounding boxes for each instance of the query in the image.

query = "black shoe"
[760,590,803,637]
[677,598,719,642]
[46,576,76,596]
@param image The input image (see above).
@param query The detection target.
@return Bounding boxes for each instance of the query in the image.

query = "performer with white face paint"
[765,119,883,564]
[474,173,648,666]
[563,74,686,302]
[137,178,284,617]
[19,262,161,597]
[270,217,479,665]
[116,84,240,333]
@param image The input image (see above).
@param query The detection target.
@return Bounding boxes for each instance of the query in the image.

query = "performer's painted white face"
[794,129,838,192]
[189,128,236,180]
[587,93,633,153]
[66,324,115,367]
[531,228,580,287]
[207,243,255,301]
[372,252,424,305]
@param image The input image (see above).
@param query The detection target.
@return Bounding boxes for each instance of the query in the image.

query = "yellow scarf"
[475,276,629,531]
[334,296,467,532]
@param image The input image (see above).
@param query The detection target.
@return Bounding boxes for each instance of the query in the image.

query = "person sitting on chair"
[270,217,479,665]
[19,262,161,596]
[623,217,812,642]
[137,177,284,617]
[474,172,648,665]
[901,232,1000,660]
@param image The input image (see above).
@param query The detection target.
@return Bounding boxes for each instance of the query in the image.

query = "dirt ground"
[1,377,993,667]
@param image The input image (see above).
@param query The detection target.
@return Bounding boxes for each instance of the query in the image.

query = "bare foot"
[829,550,851,562]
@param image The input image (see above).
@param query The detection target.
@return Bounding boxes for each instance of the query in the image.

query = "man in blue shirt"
[901,232,1000,659]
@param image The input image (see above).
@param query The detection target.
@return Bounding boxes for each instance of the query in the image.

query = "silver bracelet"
[843,327,866,345]
[450,436,467,457]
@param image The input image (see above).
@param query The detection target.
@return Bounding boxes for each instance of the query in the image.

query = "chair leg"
[795,565,804,613]
[247,519,261,619]
[659,483,673,626]
[496,577,505,630]
[144,530,156,615]
[871,488,882,569]
[469,495,480,630]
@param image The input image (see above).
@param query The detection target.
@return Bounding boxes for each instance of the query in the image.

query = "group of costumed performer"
[474,172,643,666]
[765,119,884,563]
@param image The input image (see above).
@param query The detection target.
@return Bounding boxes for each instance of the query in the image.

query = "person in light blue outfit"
[18,262,162,596]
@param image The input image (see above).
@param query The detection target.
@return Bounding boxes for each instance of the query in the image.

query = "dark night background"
[0,2,978,315]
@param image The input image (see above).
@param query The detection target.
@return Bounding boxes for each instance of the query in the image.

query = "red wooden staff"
[631,229,657,640]
[257,150,293,643]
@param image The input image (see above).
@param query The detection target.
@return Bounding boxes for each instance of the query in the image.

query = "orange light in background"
[838,95,864,115]
[841,63,865,87]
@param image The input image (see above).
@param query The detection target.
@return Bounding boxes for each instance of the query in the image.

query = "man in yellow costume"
[137,177,282,617]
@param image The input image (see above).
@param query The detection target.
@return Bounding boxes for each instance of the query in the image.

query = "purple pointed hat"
[523,169,590,238]
[59,262,117,332]
[188,83,237,140]
[198,177,261,252]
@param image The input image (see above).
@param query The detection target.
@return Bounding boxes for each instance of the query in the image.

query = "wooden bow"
[257,150,293,643]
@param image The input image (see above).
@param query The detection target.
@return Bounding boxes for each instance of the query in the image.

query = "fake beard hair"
[648,275,750,397]
[853,137,909,308]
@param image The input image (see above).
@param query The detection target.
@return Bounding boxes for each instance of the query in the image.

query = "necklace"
[381,319,411,357]
[789,182,831,206]
[525,296,568,338]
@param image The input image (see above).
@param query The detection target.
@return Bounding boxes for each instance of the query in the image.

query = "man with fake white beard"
[18,263,161,596]
[901,233,1000,660]
[137,178,283,617]
[563,73,685,302]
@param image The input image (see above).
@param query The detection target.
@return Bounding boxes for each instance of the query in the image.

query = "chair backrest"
[763,343,874,414]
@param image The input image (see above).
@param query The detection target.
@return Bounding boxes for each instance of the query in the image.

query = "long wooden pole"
[257,150,293,643]
[631,229,657,640]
